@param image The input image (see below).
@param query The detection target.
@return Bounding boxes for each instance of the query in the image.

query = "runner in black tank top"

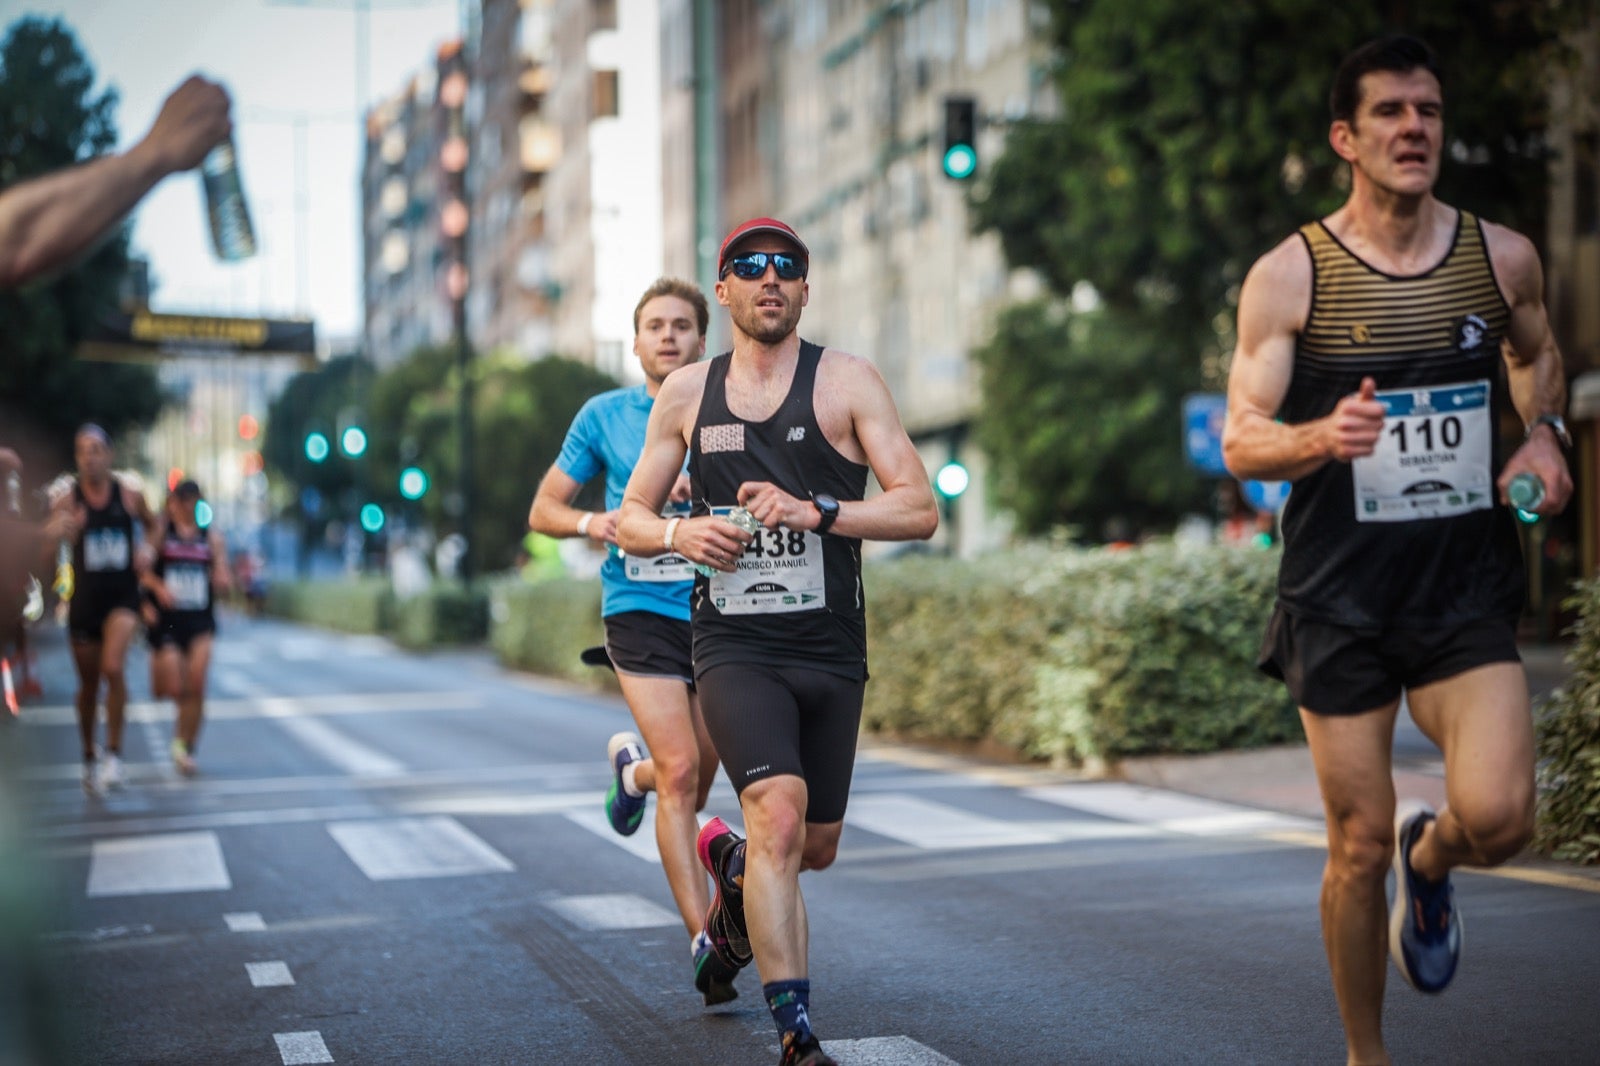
[689,341,869,680]
[616,218,937,1066]
[1222,37,1573,1061]
[54,425,159,794]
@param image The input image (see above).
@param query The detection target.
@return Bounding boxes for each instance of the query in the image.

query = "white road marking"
[257,696,406,776]
[810,1037,961,1065]
[847,794,1059,849]
[1025,783,1321,836]
[274,1030,333,1064]
[17,690,483,730]
[563,806,663,862]
[87,831,231,897]
[225,911,267,932]
[546,893,681,930]
[327,816,514,880]
[247,961,295,987]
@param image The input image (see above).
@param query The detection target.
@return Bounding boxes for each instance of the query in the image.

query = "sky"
[0,0,467,345]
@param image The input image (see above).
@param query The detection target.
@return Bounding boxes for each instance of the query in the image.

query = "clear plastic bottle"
[200,137,257,260]
[1507,471,1544,524]
[694,507,762,577]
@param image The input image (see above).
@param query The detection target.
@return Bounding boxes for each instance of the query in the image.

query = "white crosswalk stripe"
[546,892,680,930]
[87,831,232,897]
[326,817,515,880]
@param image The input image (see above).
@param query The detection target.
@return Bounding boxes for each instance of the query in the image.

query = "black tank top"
[1276,211,1524,628]
[689,341,871,679]
[72,478,139,603]
[154,524,216,624]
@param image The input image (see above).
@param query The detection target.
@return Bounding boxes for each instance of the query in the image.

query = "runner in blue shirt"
[526,277,740,1005]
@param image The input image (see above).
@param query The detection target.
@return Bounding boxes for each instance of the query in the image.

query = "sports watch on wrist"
[812,493,839,534]
[1526,414,1572,451]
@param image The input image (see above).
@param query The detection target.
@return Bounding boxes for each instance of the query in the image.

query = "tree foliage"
[265,344,617,576]
[0,17,164,481]
[969,0,1575,537]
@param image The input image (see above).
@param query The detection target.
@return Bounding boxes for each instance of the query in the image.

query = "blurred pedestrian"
[526,277,737,1003]
[0,74,231,288]
[51,425,160,793]
[617,219,938,1066]
[141,480,229,776]
[1222,34,1572,1064]
[1,447,71,708]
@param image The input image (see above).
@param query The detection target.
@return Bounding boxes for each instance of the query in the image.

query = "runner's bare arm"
[617,366,748,569]
[210,530,233,595]
[1487,223,1572,513]
[737,353,936,540]
[1223,237,1384,481]
[529,464,617,544]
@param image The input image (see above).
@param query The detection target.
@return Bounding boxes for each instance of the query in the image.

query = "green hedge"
[1533,576,1600,865]
[391,583,489,649]
[266,577,393,634]
[864,543,1296,765]
[488,577,616,690]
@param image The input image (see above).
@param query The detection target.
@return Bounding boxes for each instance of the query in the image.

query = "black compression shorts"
[1258,606,1521,716]
[147,615,216,652]
[696,661,864,823]
[603,610,694,686]
[68,589,142,644]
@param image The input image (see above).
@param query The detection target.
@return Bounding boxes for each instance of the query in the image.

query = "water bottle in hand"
[1507,472,1544,524]
[201,137,257,260]
[694,507,762,577]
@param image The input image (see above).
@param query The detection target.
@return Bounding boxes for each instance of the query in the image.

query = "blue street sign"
[1183,393,1229,476]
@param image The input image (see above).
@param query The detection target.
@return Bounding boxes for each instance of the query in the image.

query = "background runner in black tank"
[617,216,937,1066]
[1221,35,1574,1065]
[142,480,230,777]
[690,340,869,680]
[51,425,160,795]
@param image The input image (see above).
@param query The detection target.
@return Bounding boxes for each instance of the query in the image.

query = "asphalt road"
[3,613,1596,1065]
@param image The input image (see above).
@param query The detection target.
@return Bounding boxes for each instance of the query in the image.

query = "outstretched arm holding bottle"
[0,74,231,288]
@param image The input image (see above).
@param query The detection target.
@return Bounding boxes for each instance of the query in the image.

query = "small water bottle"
[694,507,763,577]
[201,137,257,260]
[1507,472,1544,524]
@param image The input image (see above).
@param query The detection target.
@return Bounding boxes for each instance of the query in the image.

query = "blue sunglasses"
[720,250,808,281]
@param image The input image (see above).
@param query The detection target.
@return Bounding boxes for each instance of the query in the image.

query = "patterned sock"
[763,979,812,1043]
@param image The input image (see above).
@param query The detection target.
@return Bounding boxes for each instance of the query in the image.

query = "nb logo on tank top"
[785,426,806,443]
[700,423,745,454]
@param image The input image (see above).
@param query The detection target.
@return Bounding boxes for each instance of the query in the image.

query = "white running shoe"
[97,752,124,790]
[81,759,101,796]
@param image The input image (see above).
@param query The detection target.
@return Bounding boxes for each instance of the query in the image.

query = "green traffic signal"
[942,143,977,180]
[399,466,429,500]
[359,503,385,533]
[304,432,330,463]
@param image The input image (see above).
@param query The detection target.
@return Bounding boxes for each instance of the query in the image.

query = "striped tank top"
[1275,210,1525,629]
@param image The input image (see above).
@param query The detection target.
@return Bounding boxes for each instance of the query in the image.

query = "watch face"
[815,493,839,514]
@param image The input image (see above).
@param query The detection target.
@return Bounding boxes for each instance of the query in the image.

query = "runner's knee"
[650,751,700,802]
[1326,815,1393,883]
[800,826,842,871]
[1454,795,1534,865]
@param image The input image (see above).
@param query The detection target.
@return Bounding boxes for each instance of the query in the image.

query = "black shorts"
[147,615,216,652]
[68,589,142,644]
[1258,606,1521,716]
[696,661,865,824]
[603,611,694,686]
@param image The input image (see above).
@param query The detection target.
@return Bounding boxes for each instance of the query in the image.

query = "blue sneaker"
[604,731,647,836]
[692,930,740,1006]
[1389,803,1463,993]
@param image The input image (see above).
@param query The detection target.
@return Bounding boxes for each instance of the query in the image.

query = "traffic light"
[359,503,386,533]
[941,96,978,180]
[935,460,970,499]
[399,466,429,501]
[304,432,330,463]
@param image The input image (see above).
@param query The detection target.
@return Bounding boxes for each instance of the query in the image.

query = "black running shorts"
[695,661,865,824]
[147,615,216,653]
[603,610,694,686]
[68,589,142,644]
[1258,606,1521,716]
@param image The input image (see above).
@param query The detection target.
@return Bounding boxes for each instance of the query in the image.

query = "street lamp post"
[440,50,474,582]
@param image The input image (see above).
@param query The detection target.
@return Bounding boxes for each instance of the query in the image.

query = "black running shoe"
[696,816,751,969]
[692,934,740,1006]
[780,1033,837,1066]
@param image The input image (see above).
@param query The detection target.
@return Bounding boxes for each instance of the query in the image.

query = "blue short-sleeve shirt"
[557,384,692,620]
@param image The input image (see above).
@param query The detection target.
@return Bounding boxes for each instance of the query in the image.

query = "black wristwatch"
[1526,414,1573,451]
[812,493,839,534]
